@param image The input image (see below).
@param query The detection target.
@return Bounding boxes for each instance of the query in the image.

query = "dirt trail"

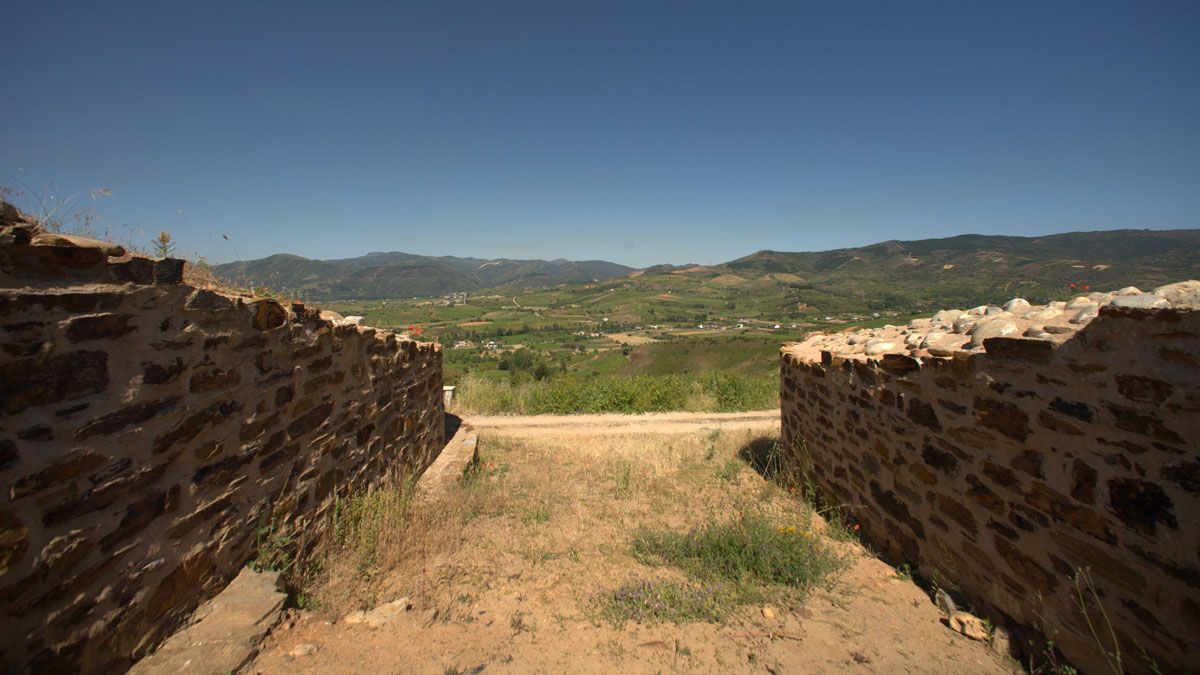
[250,416,1016,675]
[470,410,780,437]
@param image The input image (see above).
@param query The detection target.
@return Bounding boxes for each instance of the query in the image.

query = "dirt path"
[470,410,780,437]
[250,419,1016,675]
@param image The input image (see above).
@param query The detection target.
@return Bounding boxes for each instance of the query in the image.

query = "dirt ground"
[605,332,660,345]
[250,417,1016,674]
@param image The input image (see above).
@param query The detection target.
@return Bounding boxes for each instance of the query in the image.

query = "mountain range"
[215,229,1200,302]
[215,252,634,299]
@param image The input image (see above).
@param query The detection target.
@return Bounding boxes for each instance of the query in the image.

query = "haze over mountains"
[217,229,1200,302]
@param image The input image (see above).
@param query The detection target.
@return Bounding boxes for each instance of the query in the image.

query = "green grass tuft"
[601,512,847,625]
[600,579,731,624]
[632,512,844,589]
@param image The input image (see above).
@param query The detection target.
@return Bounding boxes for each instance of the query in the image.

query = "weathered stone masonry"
[781,298,1199,673]
[0,208,443,672]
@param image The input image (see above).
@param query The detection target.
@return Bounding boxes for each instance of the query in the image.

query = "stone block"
[0,511,29,576]
[1,350,108,414]
[251,299,287,331]
[1107,478,1178,536]
[153,258,186,284]
[973,396,1030,441]
[75,396,183,440]
[982,336,1053,363]
[10,448,109,500]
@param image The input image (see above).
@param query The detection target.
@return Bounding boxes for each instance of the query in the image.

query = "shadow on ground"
[443,412,462,442]
[737,436,782,480]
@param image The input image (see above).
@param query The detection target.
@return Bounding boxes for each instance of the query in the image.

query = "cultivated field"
[324,277,921,414]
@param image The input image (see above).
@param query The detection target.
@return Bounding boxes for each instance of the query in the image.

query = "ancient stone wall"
[780,290,1199,674]
[0,208,444,672]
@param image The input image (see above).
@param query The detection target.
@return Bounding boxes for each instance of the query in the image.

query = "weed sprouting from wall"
[249,524,294,574]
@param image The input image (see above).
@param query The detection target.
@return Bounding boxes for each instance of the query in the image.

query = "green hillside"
[282,228,1199,414]
[215,251,633,300]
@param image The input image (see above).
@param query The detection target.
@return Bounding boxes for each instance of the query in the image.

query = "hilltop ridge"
[218,228,1200,308]
[215,251,635,300]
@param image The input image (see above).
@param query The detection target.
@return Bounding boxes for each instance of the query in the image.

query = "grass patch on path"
[601,512,848,624]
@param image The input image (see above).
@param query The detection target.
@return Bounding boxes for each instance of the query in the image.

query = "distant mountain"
[215,251,635,299]
[728,230,1200,274]
[216,229,1200,306]
[719,229,1200,311]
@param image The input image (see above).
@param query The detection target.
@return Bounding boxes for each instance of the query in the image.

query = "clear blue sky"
[2,1,1198,267]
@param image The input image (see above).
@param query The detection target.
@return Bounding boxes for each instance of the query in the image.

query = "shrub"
[454,372,778,415]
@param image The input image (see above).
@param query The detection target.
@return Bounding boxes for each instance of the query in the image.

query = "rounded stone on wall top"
[1003,298,1031,312]
[1110,294,1170,309]
[1153,280,1200,307]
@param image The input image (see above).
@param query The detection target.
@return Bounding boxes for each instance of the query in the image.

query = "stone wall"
[780,289,1199,674]
[0,207,444,672]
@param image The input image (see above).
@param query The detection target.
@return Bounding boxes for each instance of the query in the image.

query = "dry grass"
[255,426,1015,674]
[292,427,846,621]
[455,375,534,415]
[294,464,510,616]
[182,259,228,290]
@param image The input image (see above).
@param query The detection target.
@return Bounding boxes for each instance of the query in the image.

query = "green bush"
[455,372,778,415]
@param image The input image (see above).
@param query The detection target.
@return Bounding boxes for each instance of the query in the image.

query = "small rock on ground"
[344,597,412,628]
[289,643,319,657]
[948,611,990,641]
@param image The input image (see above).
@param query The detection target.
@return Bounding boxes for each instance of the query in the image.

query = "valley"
[285,228,1200,414]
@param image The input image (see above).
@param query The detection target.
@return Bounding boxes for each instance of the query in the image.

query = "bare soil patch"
[671,265,713,275]
[251,420,1015,674]
[770,273,805,283]
[606,332,659,345]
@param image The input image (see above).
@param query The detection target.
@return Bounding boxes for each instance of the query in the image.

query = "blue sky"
[2,1,1197,267]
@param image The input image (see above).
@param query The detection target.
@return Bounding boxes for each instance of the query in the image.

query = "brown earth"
[249,414,1017,674]
[605,332,660,346]
[769,273,805,283]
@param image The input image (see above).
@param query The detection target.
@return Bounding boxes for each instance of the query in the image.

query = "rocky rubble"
[798,282,1200,361]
